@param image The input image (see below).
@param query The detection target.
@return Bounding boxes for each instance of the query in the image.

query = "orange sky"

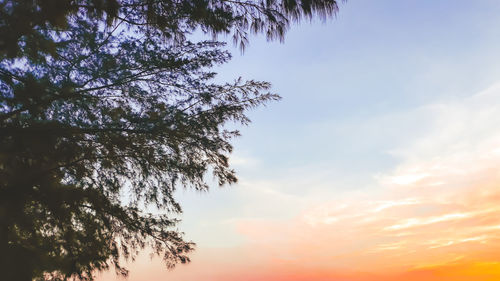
[99,146,500,280]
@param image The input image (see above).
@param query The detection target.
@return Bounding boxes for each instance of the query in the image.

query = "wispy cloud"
[98,83,500,281]
[178,82,500,280]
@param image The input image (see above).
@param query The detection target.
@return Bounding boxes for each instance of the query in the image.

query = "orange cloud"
[224,171,500,280]
[215,88,500,280]
[98,84,500,280]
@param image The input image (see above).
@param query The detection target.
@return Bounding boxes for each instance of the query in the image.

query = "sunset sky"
[98,1,500,280]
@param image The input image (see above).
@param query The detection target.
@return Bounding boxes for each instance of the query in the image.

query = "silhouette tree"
[0,1,340,280]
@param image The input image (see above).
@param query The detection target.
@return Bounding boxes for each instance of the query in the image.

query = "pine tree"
[0,1,340,280]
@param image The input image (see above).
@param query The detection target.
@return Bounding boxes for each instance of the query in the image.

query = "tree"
[0,1,340,280]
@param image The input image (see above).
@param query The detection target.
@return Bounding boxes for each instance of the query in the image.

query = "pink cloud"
[97,84,500,280]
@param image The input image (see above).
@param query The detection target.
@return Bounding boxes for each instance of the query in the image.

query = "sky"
[98,0,500,280]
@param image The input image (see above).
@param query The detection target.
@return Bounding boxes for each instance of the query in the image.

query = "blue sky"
[220,0,500,171]
[176,0,500,239]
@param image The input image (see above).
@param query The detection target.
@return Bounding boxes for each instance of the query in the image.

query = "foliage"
[0,0,339,57]
[0,0,339,280]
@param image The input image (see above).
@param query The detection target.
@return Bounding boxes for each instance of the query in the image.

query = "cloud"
[219,82,500,280]
[98,83,500,281]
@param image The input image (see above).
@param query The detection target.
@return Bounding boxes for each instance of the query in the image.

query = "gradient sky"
[98,1,500,280]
